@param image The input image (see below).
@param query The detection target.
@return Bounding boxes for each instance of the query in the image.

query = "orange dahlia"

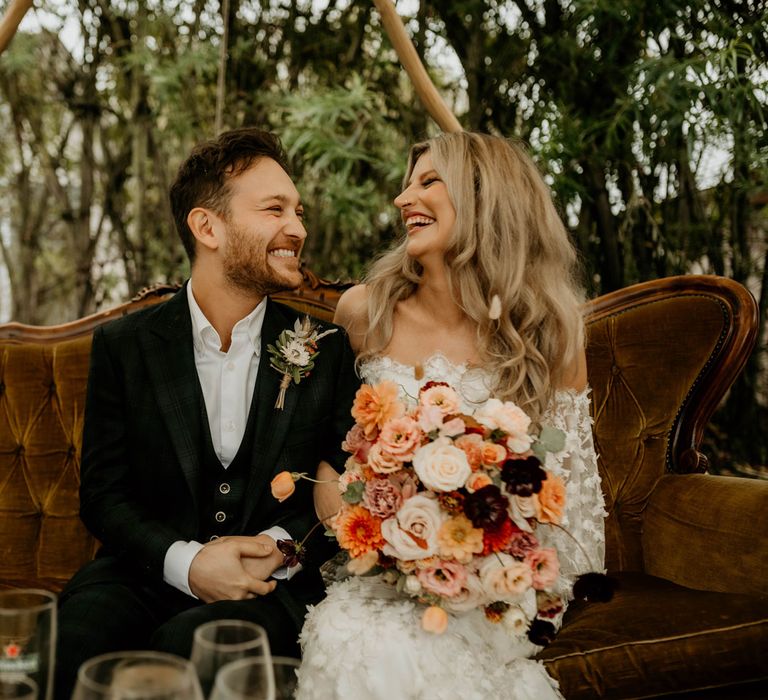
[336,505,385,558]
[351,381,404,439]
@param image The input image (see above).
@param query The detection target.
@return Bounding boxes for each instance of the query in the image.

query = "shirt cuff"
[259,526,303,580]
[163,540,204,597]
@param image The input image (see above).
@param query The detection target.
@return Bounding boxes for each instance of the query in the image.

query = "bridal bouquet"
[331,380,569,637]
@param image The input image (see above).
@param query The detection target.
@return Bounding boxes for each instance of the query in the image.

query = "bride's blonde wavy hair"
[360,131,585,419]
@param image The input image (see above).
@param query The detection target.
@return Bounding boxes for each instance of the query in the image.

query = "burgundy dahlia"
[500,455,547,496]
[463,484,509,530]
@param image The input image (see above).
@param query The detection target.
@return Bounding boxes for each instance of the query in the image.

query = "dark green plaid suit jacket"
[78,285,359,623]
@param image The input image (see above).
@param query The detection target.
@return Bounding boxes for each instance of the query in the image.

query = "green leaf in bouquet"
[342,480,365,503]
[537,425,566,454]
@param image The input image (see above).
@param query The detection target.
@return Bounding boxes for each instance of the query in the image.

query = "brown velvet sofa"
[1,273,766,698]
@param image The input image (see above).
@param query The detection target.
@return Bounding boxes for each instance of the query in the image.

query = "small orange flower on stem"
[422,605,448,634]
[271,471,297,502]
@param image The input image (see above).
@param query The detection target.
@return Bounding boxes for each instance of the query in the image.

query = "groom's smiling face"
[217,157,307,295]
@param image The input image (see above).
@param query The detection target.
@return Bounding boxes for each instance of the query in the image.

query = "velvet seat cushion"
[538,572,768,698]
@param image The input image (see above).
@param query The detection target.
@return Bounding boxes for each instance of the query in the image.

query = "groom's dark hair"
[170,127,291,263]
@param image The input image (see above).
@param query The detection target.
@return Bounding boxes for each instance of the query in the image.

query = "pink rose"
[479,553,533,602]
[363,478,403,519]
[367,443,403,474]
[526,548,560,590]
[342,424,373,462]
[443,573,486,612]
[418,405,466,438]
[419,384,461,416]
[417,560,468,598]
[377,416,423,460]
[474,399,533,453]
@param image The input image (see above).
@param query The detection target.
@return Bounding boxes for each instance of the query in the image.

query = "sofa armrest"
[642,473,768,596]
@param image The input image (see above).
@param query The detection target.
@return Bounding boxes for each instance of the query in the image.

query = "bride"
[296,131,607,699]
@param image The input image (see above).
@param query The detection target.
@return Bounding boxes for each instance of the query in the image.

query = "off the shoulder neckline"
[360,352,590,400]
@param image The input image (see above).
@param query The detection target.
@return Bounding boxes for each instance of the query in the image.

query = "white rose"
[412,437,472,492]
[478,553,533,603]
[475,399,533,452]
[381,494,445,560]
[443,572,487,613]
[502,605,530,637]
[403,575,423,596]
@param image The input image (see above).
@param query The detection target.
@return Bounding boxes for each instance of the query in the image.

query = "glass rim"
[0,588,57,614]
[192,619,269,652]
[75,650,196,692]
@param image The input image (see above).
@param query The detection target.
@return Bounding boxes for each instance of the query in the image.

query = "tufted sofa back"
[584,276,757,573]
[0,275,757,589]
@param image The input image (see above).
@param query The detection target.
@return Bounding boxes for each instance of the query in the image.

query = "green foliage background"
[0,0,766,470]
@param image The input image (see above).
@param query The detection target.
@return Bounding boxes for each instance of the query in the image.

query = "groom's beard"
[222,223,303,296]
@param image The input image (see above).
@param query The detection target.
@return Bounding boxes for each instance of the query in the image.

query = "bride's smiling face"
[394,152,456,261]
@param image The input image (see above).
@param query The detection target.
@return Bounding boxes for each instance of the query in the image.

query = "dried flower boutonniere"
[267,316,337,409]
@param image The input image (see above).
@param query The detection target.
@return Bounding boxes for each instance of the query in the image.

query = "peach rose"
[526,548,560,590]
[367,443,404,474]
[422,606,449,634]
[454,434,484,470]
[479,553,534,602]
[536,475,566,524]
[481,442,507,465]
[465,472,494,494]
[418,405,466,437]
[378,416,423,460]
[381,494,444,560]
[270,471,296,502]
[412,437,472,492]
[475,399,533,453]
[419,384,461,416]
[352,381,405,439]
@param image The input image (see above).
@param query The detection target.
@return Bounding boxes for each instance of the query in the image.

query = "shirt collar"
[186,280,267,354]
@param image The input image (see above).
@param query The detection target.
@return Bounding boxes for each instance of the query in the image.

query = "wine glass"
[0,589,56,700]
[71,651,204,700]
[0,677,38,700]
[210,657,300,700]
[190,620,271,697]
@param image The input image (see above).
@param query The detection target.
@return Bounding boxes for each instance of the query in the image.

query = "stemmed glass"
[210,657,300,700]
[0,589,56,700]
[0,677,38,700]
[71,651,204,700]
[190,620,271,697]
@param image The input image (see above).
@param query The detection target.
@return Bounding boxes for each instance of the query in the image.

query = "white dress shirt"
[162,282,294,597]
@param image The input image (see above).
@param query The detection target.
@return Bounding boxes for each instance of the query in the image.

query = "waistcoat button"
[219,483,231,495]
[215,511,226,523]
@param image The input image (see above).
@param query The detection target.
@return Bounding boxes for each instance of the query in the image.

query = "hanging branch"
[215,0,231,134]
[0,0,34,55]
[372,0,461,133]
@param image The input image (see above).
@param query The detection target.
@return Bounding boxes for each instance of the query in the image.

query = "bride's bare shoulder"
[559,344,588,392]
[334,284,369,352]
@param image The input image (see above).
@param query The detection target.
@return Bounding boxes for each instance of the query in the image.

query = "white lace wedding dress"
[296,354,607,700]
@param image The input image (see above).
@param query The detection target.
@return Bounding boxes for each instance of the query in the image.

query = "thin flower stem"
[545,522,595,571]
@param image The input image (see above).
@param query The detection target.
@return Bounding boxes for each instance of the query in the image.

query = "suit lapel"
[242,299,301,525]
[139,285,203,515]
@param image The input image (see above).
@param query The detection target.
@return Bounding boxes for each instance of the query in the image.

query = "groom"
[55,127,358,697]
